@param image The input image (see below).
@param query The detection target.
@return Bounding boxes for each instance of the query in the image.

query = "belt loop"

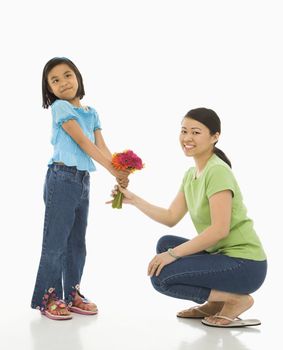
[75,168,79,180]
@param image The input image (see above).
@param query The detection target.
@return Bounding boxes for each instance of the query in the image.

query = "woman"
[110,107,267,328]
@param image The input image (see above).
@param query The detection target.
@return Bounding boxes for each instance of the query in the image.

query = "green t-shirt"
[180,154,266,261]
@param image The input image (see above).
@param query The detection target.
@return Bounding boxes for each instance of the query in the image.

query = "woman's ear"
[212,132,220,145]
[213,132,220,143]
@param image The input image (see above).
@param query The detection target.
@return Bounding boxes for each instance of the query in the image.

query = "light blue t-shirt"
[48,100,102,171]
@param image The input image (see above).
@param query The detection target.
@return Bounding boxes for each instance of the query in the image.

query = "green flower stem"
[112,191,124,209]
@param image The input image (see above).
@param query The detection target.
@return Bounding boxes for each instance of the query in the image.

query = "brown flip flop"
[177,306,210,319]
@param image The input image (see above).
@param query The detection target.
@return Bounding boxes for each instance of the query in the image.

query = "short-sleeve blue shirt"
[48,100,102,171]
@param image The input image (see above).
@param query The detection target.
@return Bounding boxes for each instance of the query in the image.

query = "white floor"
[2,270,280,350]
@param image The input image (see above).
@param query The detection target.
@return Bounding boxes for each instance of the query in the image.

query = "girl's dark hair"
[42,57,85,108]
[184,107,232,168]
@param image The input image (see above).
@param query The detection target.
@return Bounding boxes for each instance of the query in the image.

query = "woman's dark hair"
[184,107,232,168]
[42,57,85,108]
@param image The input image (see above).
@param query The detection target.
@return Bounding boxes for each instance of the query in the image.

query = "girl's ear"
[47,84,53,93]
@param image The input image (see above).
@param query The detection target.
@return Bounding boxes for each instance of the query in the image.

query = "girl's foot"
[69,292,98,315]
[42,299,72,320]
[203,295,254,326]
[177,302,224,318]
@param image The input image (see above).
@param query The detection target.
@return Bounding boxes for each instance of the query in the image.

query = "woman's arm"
[117,187,188,227]
[172,190,232,257]
[148,190,233,276]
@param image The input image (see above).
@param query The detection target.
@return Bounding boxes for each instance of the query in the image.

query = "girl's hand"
[109,167,130,188]
[116,170,130,188]
[148,252,176,277]
[109,168,129,187]
[106,185,137,205]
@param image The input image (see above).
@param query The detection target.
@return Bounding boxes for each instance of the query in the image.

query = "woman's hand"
[106,185,137,205]
[148,252,176,277]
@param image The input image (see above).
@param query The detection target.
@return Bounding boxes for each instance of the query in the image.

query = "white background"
[0,1,282,349]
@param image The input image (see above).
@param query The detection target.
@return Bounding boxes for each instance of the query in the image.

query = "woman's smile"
[183,144,196,150]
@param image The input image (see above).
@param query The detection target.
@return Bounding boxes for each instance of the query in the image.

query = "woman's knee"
[156,235,188,254]
[150,275,164,293]
[156,235,175,253]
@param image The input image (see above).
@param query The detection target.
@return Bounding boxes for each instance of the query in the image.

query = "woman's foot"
[177,302,224,318]
[204,295,254,326]
[42,299,72,320]
[69,292,98,315]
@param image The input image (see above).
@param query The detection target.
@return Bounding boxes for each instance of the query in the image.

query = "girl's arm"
[62,120,117,176]
[116,187,188,227]
[172,190,232,257]
[94,129,112,161]
[94,129,129,187]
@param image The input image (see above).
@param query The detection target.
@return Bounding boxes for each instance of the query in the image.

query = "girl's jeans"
[151,235,267,304]
[31,164,90,310]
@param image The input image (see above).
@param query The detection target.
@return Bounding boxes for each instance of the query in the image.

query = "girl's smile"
[47,63,80,106]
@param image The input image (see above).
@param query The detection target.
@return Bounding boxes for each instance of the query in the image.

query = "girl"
[31,57,128,320]
[110,108,267,328]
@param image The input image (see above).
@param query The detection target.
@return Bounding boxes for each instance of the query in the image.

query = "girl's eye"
[52,79,59,84]
[192,131,200,135]
[181,130,187,134]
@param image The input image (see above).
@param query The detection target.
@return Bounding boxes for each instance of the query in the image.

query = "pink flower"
[111,150,144,209]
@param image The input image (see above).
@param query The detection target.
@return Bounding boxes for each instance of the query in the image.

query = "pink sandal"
[69,296,98,315]
[41,299,72,320]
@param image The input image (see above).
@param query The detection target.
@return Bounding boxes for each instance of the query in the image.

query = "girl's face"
[179,117,219,158]
[47,63,79,104]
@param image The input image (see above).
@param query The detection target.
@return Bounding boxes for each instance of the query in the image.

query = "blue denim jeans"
[151,235,267,304]
[31,164,90,310]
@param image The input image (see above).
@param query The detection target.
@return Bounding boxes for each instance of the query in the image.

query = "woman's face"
[179,117,219,157]
[47,63,79,103]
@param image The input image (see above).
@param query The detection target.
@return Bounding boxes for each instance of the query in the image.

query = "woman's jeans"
[151,235,267,304]
[31,164,90,310]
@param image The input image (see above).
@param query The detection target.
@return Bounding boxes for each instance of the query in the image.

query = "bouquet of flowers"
[111,150,144,209]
